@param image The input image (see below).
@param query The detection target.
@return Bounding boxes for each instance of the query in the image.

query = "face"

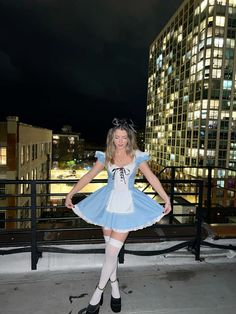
[113,129,128,149]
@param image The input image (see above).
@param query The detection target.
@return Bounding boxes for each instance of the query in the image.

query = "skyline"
[0,0,183,144]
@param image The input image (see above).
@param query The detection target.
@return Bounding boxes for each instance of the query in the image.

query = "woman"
[65,118,172,314]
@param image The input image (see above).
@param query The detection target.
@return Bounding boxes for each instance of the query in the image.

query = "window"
[0,147,7,165]
[26,145,30,162]
[20,176,24,194]
[223,80,232,89]
[20,146,25,165]
[0,212,5,229]
[216,16,225,27]
[225,48,234,59]
[0,184,5,200]
[214,37,224,47]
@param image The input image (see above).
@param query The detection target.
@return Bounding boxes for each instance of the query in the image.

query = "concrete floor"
[1,261,236,314]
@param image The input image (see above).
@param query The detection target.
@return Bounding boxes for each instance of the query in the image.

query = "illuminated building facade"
[0,116,52,229]
[52,125,84,167]
[146,0,236,180]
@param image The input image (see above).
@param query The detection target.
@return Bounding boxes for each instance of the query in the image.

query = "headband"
[112,118,137,133]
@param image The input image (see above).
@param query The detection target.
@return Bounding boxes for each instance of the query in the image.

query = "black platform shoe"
[110,279,121,313]
[110,295,121,313]
[86,286,104,314]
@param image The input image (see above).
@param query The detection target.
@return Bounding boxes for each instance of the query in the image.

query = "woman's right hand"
[65,195,74,208]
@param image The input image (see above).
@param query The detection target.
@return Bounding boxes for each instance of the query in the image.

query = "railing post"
[31,181,38,270]
[194,180,203,261]
[206,166,212,223]
[169,167,175,224]
[118,243,125,264]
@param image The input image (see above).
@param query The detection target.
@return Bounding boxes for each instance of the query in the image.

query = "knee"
[105,238,124,258]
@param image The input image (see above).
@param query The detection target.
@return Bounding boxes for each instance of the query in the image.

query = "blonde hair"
[105,125,138,165]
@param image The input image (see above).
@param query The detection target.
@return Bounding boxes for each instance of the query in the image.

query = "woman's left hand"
[163,202,172,215]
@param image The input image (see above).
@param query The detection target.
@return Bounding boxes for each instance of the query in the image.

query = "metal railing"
[0,177,235,270]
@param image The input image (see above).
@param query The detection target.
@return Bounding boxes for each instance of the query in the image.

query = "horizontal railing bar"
[0,175,224,268]
[0,218,31,222]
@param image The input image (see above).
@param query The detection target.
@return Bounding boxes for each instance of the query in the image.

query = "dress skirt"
[72,150,166,233]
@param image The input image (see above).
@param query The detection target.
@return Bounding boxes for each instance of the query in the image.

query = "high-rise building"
[145,0,236,180]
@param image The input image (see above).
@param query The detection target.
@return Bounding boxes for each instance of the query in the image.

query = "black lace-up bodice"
[112,167,131,184]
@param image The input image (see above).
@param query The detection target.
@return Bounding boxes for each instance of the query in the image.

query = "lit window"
[221,111,230,118]
[213,48,223,58]
[210,100,219,109]
[212,58,222,68]
[20,146,25,165]
[0,147,7,165]
[206,38,212,46]
[212,69,222,78]
[229,0,236,6]
[223,80,232,89]
[216,16,225,27]
[201,0,208,12]
[194,111,201,119]
[156,54,163,71]
[214,37,224,47]
[26,173,29,190]
[202,100,208,109]
[200,20,206,32]
[167,65,173,75]
[26,145,30,162]
[226,38,235,48]
[178,34,183,43]
[195,6,200,15]
[196,71,203,81]
[209,110,218,119]
[202,111,207,119]
[20,176,24,194]
[206,49,211,58]
[197,61,204,71]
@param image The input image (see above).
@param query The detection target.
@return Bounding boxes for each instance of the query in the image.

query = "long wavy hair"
[105,123,138,165]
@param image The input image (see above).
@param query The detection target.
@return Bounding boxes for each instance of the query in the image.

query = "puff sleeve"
[135,150,150,166]
[95,151,105,165]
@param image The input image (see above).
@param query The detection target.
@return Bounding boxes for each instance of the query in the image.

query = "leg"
[108,231,128,299]
[103,227,112,243]
[89,230,128,306]
[103,228,119,282]
[102,228,120,298]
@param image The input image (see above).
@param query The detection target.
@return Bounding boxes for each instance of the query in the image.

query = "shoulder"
[135,150,150,165]
[95,151,105,164]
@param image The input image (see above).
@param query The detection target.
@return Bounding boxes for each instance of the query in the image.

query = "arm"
[65,160,104,208]
[139,161,172,214]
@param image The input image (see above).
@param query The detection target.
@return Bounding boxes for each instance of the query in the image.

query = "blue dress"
[72,150,165,232]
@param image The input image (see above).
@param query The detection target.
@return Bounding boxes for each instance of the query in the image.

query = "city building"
[145,0,236,212]
[136,128,145,151]
[0,116,52,229]
[52,125,84,168]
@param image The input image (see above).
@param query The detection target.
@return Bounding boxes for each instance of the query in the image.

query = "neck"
[115,148,126,155]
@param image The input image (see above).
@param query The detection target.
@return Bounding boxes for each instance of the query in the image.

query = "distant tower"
[145,0,236,176]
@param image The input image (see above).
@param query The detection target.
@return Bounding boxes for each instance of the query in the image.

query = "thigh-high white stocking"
[89,238,123,305]
[103,235,120,299]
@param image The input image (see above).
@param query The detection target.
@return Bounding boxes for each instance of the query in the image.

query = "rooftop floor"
[1,239,236,314]
[1,262,236,314]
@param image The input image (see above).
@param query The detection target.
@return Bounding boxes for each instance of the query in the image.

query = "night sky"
[0,0,183,144]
